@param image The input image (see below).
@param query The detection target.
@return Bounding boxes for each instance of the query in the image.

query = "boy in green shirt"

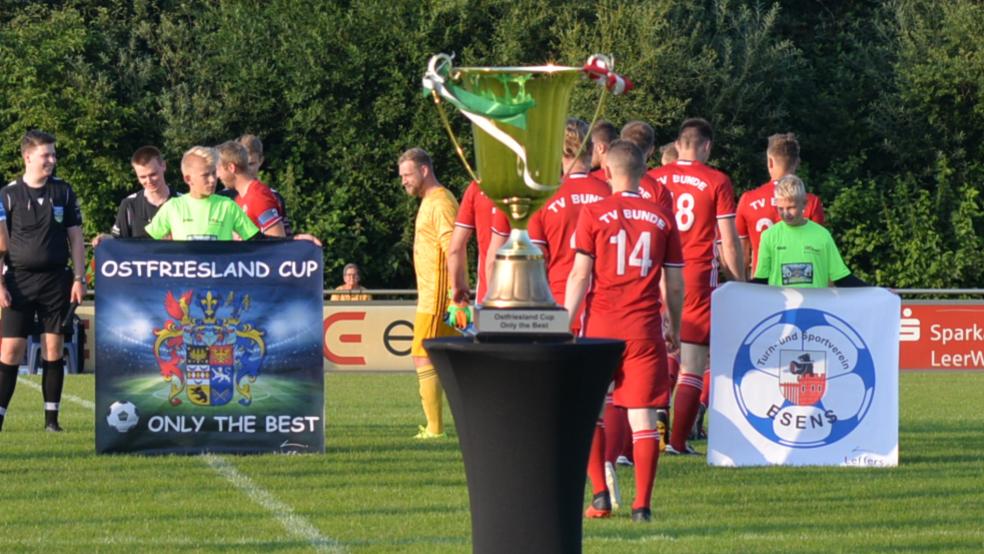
[145,146,259,241]
[753,175,866,288]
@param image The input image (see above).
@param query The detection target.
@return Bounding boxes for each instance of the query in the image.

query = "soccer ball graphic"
[106,401,140,433]
[732,308,876,448]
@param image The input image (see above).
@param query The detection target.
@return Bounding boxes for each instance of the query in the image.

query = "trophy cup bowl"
[457,65,580,314]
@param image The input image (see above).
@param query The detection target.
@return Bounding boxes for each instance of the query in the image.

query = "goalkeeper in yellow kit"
[398,148,459,439]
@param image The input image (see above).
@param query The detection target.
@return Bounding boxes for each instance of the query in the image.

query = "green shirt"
[145,194,259,241]
[754,220,850,287]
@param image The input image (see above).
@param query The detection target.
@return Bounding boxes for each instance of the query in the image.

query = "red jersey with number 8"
[574,191,683,340]
[647,160,736,264]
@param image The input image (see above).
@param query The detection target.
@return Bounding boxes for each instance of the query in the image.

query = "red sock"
[631,429,660,510]
[667,354,680,389]
[587,421,607,495]
[670,373,703,451]
[602,395,617,463]
[603,397,629,463]
[700,370,711,406]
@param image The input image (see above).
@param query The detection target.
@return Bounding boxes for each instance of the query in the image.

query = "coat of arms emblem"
[779,351,827,405]
[153,290,265,406]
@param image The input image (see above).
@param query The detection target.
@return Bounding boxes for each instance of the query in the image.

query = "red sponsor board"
[900,302,984,370]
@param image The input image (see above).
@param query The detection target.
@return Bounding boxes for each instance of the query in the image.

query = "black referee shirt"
[111,188,178,239]
[1,177,82,271]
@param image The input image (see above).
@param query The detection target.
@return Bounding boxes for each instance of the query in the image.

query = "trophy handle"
[424,54,483,185]
[563,83,609,177]
[563,54,632,176]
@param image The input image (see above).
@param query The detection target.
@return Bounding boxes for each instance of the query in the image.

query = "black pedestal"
[425,337,624,554]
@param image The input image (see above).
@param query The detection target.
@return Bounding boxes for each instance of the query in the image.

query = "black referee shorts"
[2,268,72,338]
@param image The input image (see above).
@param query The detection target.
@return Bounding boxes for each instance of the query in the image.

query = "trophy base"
[475,306,571,340]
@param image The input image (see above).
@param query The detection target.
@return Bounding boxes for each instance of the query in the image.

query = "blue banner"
[94,239,324,454]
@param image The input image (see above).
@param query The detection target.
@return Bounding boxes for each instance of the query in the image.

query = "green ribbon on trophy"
[423,54,535,130]
[423,53,632,325]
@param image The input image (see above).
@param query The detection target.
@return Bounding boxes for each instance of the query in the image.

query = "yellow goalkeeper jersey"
[413,186,458,314]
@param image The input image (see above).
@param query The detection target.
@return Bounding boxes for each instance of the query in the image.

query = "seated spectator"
[330,263,370,301]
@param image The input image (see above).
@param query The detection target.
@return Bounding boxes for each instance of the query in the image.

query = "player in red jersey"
[528,118,610,316]
[589,120,618,183]
[448,180,501,305]
[736,132,825,278]
[648,118,744,454]
[565,140,684,523]
[527,121,615,493]
[620,121,673,214]
[215,141,287,236]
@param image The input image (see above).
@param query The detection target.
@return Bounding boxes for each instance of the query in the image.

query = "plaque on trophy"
[423,54,631,338]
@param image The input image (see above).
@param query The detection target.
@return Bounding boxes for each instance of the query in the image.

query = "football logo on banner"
[732,308,876,448]
[709,283,899,467]
[154,290,266,407]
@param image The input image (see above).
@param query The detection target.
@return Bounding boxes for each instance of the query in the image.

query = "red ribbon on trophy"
[583,54,634,95]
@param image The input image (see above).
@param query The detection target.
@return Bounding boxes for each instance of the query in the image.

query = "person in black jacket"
[93,146,177,246]
[0,130,86,432]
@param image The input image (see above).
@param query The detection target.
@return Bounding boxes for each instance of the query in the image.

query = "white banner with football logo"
[708,283,899,467]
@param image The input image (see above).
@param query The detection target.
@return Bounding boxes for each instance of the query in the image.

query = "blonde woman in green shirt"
[752,175,866,288]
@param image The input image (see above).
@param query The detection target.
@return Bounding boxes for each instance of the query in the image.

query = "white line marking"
[202,454,345,553]
[20,376,344,553]
[16,377,95,409]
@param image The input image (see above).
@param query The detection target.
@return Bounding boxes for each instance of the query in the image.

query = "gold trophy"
[423,53,630,336]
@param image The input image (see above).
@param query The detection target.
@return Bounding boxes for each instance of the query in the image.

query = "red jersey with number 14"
[528,173,610,303]
[574,191,683,340]
[647,160,736,264]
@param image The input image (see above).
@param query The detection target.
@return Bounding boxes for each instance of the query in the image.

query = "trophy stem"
[482,229,557,309]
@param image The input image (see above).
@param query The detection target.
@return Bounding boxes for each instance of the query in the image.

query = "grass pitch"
[0,372,982,553]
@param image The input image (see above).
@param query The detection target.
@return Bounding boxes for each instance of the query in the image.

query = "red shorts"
[681,263,714,345]
[612,338,670,408]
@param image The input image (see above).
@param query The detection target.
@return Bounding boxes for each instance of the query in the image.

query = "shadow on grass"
[899,421,984,465]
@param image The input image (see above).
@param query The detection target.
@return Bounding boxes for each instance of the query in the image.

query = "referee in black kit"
[0,130,86,432]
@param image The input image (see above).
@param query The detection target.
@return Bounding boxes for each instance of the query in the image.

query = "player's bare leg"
[668,342,708,453]
[627,407,661,521]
